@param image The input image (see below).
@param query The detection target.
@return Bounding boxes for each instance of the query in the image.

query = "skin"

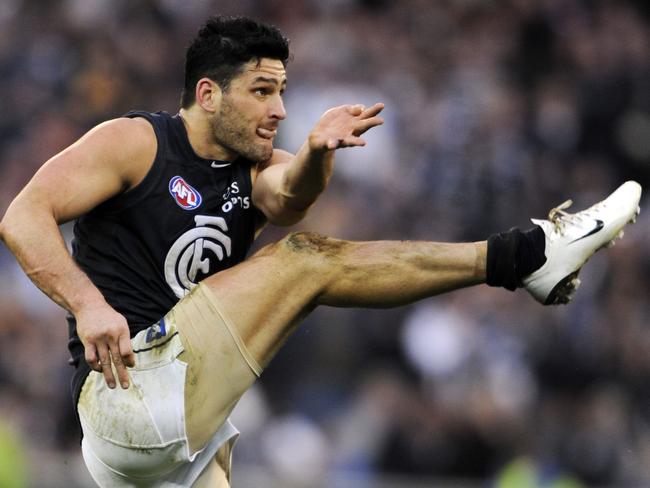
[0,56,488,487]
[0,57,388,390]
[182,233,486,457]
[180,58,387,225]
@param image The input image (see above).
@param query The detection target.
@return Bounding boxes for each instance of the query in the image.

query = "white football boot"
[523,181,642,305]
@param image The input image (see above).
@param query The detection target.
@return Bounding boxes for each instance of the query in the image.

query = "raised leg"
[176,180,643,480]
[204,232,486,366]
[178,232,485,455]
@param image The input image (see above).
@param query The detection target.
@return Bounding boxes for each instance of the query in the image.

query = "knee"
[284,231,348,257]
[250,232,350,292]
[256,231,348,263]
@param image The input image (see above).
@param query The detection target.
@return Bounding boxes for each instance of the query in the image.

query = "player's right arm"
[0,117,156,390]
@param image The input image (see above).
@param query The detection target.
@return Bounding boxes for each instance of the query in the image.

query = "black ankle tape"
[487,228,521,291]
[487,226,546,291]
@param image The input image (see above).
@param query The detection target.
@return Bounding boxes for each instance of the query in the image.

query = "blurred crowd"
[0,0,649,486]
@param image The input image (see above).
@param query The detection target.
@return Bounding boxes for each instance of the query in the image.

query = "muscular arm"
[252,103,384,226]
[0,117,156,389]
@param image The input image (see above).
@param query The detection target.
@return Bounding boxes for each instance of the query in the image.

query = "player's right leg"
[522,181,641,304]
[190,181,642,379]
[177,236,489,456]
[176,180,641,481]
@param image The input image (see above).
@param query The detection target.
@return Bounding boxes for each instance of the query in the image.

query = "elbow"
[278,190,318,214]
[273,194,313,226]
[0,203,28,245]
[0,215,18,247]
[254,193,311,227]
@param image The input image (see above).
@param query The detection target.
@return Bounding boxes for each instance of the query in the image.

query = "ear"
[195,78,222,113]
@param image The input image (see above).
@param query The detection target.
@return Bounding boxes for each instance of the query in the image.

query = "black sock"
[486,226,547,291]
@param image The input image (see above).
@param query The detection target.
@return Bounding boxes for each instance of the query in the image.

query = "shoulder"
[88,117,156,145]
[78,117,157,189]
[13,117,160,223]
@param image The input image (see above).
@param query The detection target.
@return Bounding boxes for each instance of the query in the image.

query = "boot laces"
[548,199,592,234]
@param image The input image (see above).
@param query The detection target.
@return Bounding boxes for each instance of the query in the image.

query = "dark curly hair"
[180,16,290,108]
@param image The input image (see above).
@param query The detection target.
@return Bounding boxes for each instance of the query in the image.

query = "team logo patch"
[164,215,232,298]
[145,318,167,343]
[169,176,202,210]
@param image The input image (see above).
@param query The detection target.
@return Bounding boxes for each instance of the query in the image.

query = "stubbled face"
[209,58,287,162]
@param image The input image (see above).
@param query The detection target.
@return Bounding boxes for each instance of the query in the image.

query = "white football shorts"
[77,285,256,487]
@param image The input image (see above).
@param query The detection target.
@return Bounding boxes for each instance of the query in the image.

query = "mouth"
[256,127,277,140]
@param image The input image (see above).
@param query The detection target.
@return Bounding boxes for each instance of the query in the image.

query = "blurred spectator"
[0,420,27,488]
[0,0,649,485]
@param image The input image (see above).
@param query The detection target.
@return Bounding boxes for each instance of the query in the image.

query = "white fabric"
[78,320,238,487]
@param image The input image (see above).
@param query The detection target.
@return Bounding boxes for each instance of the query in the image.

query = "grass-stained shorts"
[78,284,260,487]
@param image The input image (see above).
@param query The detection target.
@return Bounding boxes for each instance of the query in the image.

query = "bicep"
[14,118,155,223]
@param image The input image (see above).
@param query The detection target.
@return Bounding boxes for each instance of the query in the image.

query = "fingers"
[119,333,136,368]
[85,343,102,373]
[109,339,131,389]
[360,102,384,119]
[314,102,385,151]
[327,136,366,149]
[346,104,365,116]
[83,332,134,389]
[96,343,117,389]
[353,116,384,136]
[348,103,384,136]
[344,103,384,119]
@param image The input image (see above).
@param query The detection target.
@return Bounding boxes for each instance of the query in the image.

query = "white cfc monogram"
[164,215,232,298]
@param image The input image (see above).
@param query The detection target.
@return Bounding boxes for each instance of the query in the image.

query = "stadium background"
[0,0,649,486]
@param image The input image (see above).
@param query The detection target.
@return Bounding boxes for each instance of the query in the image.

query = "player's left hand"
[308,103,384,151]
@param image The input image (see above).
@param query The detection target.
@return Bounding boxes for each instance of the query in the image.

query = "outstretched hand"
[76,303,136,389]
[308,103,384,152]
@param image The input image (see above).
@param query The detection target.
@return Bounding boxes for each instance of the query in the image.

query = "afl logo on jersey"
[169,176,202,210]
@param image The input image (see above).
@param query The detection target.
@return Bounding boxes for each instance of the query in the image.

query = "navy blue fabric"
[68,111,258,408]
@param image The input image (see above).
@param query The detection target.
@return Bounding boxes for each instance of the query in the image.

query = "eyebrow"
[252,76,287,87]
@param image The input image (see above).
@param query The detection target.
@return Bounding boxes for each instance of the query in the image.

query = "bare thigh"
[198,231,483,367]
[198,233,332,368]
[176,232,483,454]
[193,457,229,488]
[175,234,329,453]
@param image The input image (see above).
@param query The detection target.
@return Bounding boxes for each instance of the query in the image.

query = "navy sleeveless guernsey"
[68,110,259,407]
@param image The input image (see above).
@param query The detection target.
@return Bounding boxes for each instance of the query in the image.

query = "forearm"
[279,141,335,211]
[1,203,106,314]
[255,103,383,225]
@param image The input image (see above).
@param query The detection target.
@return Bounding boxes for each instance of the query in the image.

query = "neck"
[178,106,235,161]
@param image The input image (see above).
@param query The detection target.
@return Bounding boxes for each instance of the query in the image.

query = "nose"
[269,95,286,121]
